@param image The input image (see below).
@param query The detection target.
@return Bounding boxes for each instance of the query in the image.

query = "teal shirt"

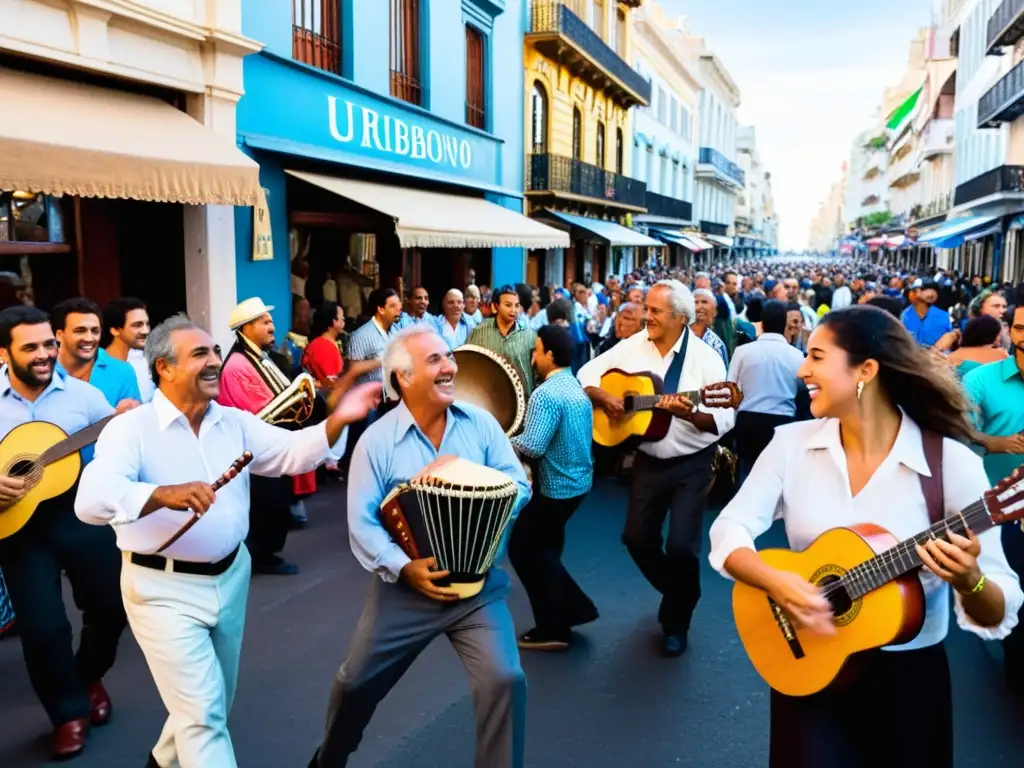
[56,348,141,410]
[963,356,1024,485]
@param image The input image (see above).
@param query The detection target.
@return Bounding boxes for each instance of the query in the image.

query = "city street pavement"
[2,478,1022,767]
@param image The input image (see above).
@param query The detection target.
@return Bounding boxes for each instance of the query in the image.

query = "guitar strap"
[663,326,690,395]
[918,429,945,525]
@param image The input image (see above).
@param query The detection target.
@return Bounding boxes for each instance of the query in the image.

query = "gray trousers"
[314,571,527,767]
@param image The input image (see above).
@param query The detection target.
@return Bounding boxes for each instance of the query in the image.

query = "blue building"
[235,0,567,329]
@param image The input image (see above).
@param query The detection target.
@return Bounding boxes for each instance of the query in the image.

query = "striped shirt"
[694,325,728,367]
[511,369,593,499]
[466,317,537,399]
[346,318,395,384]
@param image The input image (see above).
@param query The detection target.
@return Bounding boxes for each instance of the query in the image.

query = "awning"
[649,228,704,251]
[704,234,734,247]
[287,171,569,249]
[680,232,715,250]
[0,66,260,206]
[540,210,662,247]
[919,215,999,248]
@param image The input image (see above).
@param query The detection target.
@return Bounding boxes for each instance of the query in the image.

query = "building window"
[657,87,667,123]
[670,96,678,131]
[390,0,422,105]
[465,25,486,129]
[0,191,66,247]
[292,0,342,74]
[531,82,548,153]
[596,122,606,168]
[616,8,627,57]
[593,0,606,38]
[572,107,583,160]
[615,128,624,174]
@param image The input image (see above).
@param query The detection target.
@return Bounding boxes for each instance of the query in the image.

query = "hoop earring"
[857,381,864,400]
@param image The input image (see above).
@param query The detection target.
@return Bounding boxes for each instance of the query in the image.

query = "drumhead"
[452,345,526,436]
[414,458,515,491]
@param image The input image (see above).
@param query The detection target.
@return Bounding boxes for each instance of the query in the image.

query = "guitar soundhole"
[819,574,852,616]
[9,460,36,478]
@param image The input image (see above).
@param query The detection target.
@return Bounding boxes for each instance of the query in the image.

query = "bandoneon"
[452,345,526,437]
[379,458,518,598]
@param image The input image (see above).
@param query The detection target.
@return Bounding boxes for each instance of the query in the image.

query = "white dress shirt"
[577,328,735,459]
[75,390,331,562]
[728,333,805,417]
[127,348,156,403]
[831,285,853,310]
[709,416,1023,650]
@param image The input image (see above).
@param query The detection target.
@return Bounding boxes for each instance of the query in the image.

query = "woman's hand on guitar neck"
[766,569,836,636]
[0,474,27,509]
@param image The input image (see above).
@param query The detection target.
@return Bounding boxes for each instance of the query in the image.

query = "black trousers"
[733,411,794,483]
[508,493,595,637]
[769,644,952,768]
[1002,523,1024,692]
[623,447,715,636]
[0,494,126,725]
[247,475,292,564]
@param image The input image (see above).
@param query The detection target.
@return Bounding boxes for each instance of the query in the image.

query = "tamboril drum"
[379,458,519,599]
[452,345,526,437]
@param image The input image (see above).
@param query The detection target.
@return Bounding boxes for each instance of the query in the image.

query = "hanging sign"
[252,186,273,261]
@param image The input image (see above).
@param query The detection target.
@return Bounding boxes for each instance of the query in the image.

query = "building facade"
[236,0,566,333]
[0,0,262,334]
[735,126,776,255]
[808,175,846,252]
[524,0,659,287]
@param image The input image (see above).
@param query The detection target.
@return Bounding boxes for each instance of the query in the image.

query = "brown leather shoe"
[52,718,89,759]
[87,681,112,726]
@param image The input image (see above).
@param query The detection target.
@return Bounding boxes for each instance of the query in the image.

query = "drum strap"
[918,429,945,525]
[663,326,690,395]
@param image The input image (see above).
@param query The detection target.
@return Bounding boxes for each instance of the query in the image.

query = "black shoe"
[252,560,299,576]
[661,634,687,657]
[517,629,570,651]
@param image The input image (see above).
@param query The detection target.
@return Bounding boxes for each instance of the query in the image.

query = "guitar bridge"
[768,596,805,660]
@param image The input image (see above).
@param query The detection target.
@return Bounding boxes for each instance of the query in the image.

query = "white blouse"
[708,415,1023,650]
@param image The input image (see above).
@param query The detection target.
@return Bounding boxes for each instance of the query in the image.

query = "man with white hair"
[310,324,531,768]
[434,288,476,349]
[578,280,735,657]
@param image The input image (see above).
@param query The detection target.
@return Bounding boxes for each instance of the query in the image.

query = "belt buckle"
[164,557,177,574]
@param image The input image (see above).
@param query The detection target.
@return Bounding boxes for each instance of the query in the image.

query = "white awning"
[704,234,735,247]
[0,66,260,205]
[680,233,715,250]
[541,210,663,247]
[287,170,569,249]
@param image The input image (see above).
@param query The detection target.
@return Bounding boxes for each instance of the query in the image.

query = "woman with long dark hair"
[709,305,1022,767]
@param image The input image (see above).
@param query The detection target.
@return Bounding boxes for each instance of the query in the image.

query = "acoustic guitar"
[592,369,742,448]
[0,416,115,540]
[732,466,1024,697]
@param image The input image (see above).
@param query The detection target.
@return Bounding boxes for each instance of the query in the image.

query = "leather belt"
[129,546,240,577]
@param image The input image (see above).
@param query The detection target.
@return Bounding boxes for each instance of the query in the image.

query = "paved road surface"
[2,479,1022,766]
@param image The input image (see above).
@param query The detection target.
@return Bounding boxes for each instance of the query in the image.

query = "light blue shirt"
[433,314,476,349]
[347,400,531,582]
[0,368,114,466]
[395,312,436,331]
[510,369,593,499]
[346,318,395,384]
[56,348,141,409]
[963,355,1024,485]
[900,304,951,347]
[728,333,805,417]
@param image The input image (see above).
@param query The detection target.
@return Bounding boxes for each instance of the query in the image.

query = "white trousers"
[121,546,251,768]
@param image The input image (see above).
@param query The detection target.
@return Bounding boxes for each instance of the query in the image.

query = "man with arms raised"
[0,306,125,759]
[75,314,380,768]
[309,325,531,768]
[578,280,735,657]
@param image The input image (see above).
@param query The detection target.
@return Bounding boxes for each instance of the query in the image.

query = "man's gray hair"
[693,288,716,301]
[382,324,443,401]
[144,313,199,384]
[652,279,696,324]
[694,271,711,281]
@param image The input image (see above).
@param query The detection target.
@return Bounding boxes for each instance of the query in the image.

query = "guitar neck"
[38,414,117,467]
[624,390,700,413]
[841,500,993,600]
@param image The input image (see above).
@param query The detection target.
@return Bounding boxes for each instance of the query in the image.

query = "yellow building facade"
[523,0,653,287]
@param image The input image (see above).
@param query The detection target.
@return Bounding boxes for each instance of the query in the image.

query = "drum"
[379,458,519,599]
[452,345,526,437]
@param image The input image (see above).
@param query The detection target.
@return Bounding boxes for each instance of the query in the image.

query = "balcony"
[888,149,920,189]
[527,1,651,108]
[953,164,1024,206]
[527,153,647,210]
[987,0,1024,54]
[979,60,1024,128]
[696,147,745,189]
[700,220,729,237]
[919,119,955,160]
[909,193,952,224]
[643,191,692,222]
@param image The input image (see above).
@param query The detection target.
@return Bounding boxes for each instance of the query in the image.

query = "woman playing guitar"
[708,305,1023,768]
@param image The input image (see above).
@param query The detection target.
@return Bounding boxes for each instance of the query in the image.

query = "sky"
[658,0,937,250]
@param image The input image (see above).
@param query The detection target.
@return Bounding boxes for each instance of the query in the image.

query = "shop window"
[615,128,624,174]
[596,122,606,169]
[531,82,548,153]
[390,0,423,106]
[572,107,582,161]
[0,191,67,250]
[292,0,342,74]
[465,25,486,129]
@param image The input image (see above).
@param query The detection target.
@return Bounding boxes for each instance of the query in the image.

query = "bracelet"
[960,575,986,595]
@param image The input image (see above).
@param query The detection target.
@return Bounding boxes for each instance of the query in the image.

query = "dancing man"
[310,324,531,768]
[75,314,380,768]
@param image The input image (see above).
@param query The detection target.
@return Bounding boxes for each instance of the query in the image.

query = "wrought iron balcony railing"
[527,1,651,108]
[987,0,1024,53]
[979,60,1024,128]
[527,153,647,209]
[909,193,952,223]
[953,164,1024,207]
[697,147,746,188]
[644,191,692,221]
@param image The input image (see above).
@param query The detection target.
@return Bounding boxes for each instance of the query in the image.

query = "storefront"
[1,3,261,334]
[233,52,567,327]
